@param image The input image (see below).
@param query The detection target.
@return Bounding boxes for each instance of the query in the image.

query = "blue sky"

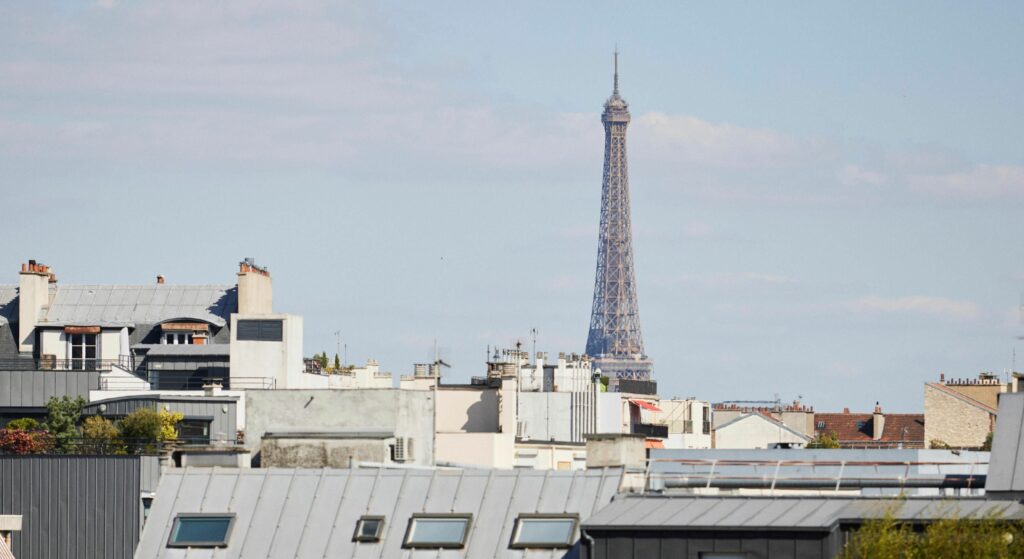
[2,2,1023,411]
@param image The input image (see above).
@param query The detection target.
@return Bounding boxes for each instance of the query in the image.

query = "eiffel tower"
[585,52,653,383]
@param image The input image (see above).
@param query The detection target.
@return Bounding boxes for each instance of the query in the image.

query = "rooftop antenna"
[613,46,620,95]
[530,328,538,364]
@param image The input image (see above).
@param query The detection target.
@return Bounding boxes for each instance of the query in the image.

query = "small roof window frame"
[353,515,386,543]
[166,513,236,548]
[509,513,580,549]
[402,513,473,549]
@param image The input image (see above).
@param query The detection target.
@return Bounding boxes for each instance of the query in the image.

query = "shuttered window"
[236,320,283,342]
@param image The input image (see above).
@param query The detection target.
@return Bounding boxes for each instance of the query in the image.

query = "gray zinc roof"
[39,284,236,327]
[987,392,1024,493]
[583,495,1024,532]
[0,286,16,326]
[649,448,989,496]
[137,466,623,559]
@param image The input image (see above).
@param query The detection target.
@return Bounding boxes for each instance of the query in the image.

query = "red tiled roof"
[814,412,925,446]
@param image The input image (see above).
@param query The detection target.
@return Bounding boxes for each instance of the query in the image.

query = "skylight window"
[353,515,385,542]
[509,514,579,548]
[167,513,235,548]
[402,514,472,549]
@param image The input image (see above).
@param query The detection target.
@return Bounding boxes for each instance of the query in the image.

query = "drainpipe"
[581,529,596,559]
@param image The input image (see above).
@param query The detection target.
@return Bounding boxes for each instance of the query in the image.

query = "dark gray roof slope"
[584,495,1024,531]
[137,466,623,559]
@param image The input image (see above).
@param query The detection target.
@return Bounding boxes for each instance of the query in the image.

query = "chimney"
[872,402,885,441]
[843,407,850,414]
[18,260,53,353]
[236,258,272,314]
[156,275,165,284]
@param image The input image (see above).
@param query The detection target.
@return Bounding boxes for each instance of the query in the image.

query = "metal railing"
[100,373,275,391]
[0,357,134,372]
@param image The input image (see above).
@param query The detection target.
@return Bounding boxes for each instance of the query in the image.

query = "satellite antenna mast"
[531,328,538,364]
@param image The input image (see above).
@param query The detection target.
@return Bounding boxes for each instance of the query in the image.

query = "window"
[403,514,472,549]
[509,514,578,548]
[178,420,211,444]
[236,319,283,342]
[69,333,97,370]
[167,513,235,548]
[353,516,385,542]
[163,332,194,345]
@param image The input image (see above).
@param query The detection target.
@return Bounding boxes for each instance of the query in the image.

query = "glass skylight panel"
[167,514,235,547]
[353,516,385,542]
[510,514,578,548]
[403,514,472,548]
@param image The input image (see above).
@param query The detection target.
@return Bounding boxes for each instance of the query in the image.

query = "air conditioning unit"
[516,421,529,439]
[393,437,414,462]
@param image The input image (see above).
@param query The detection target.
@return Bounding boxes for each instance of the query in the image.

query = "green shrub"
[81,416,125,455]
[6,417,41,431]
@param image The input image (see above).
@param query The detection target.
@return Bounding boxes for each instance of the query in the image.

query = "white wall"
[229,314,304,389]
[714,414,810,449]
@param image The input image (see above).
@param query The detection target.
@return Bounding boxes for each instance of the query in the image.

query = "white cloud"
[632,112,814,169]
[656,272,796,289]
[846,295,979,321]
[837,164,888,187]
[908,164,1024,201]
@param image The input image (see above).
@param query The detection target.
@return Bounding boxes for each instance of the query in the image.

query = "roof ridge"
[927,382,998,413]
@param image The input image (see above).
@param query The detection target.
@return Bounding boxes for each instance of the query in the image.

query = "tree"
[81,416,125,455]
[334,353,341,369]
[319,351,329,369]
[118,408,163,453]
[43,396,85,454]
[840,501,1024,559]
[982,431,994,451]
[159,409,184,443]
[806,431,841,449]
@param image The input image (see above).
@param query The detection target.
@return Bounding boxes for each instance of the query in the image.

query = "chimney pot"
[21,263,26,273]
[156,275,165,284]
[843,407,850,414]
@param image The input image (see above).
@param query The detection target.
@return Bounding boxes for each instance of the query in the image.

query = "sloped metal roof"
[583,495,1024,531]
[38,285,236,327]
[0,286,16,326]
[136,466,623,559]
[649,448,989,496]
[987,392,1024,493]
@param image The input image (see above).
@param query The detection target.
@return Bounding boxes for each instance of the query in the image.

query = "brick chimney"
[872,402,885,441]
[236,258,272,314]
[18,260,54,353]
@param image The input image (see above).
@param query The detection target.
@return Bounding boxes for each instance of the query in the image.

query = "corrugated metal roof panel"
[139,467,622,559]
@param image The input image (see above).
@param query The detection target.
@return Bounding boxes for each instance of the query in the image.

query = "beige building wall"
[436,432,514,468]
[436,389,499,433]
[924,384,994,448]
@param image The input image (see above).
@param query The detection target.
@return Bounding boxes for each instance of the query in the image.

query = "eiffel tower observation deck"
[585,52,654,384]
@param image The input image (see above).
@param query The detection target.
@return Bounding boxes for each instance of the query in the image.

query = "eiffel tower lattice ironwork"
[585,51,653,381]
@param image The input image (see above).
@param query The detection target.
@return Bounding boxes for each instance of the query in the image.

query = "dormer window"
[160,322,210,345]
[164,333,194,345]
